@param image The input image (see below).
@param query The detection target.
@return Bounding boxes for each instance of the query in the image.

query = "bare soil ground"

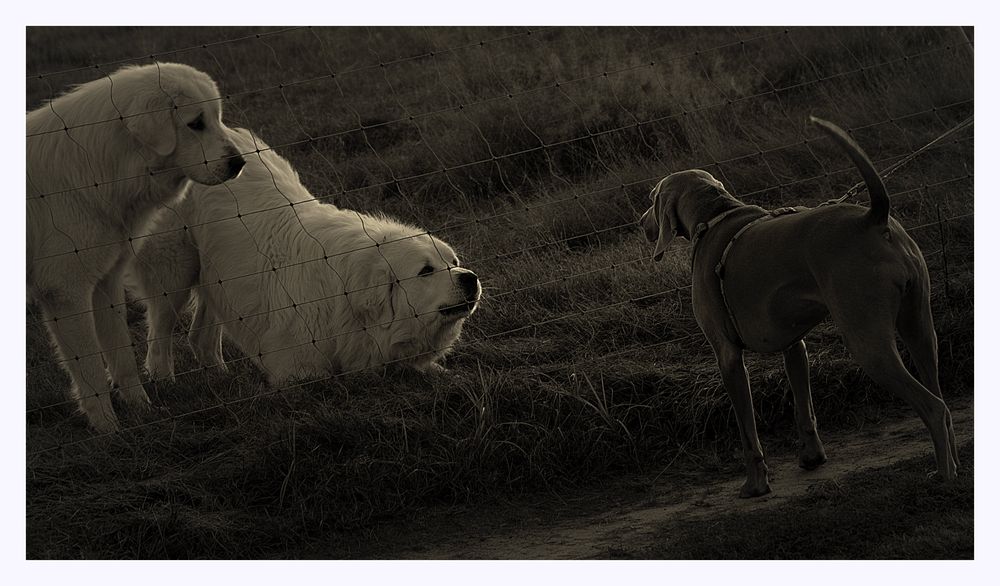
[354,398,973,559]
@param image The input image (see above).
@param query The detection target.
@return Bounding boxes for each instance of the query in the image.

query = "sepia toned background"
[26,26,973,559]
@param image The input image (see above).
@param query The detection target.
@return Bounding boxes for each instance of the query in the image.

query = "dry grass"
[26,26,973,559]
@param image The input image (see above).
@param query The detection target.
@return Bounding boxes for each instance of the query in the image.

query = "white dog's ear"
[376,270,398,325]
[353,254,397,326]
[124,99,177,157]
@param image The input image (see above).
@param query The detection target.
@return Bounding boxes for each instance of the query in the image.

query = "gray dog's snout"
[458,271,480,300]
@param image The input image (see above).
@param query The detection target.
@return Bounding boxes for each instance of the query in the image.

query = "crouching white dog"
[126,129,481,385]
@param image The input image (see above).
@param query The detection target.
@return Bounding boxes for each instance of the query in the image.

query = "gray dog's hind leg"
[895,282,959,468]
[839,321,957,481]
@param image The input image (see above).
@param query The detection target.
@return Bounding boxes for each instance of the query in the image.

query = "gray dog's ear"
[651,182,679,262]
[123,96,177,157]
[652,211,675,262]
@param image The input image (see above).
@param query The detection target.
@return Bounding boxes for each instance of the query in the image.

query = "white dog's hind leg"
[40,296,120,433]
[93,268,150,409]
[189,295,226,371]
[129,232,200,383]
[142,289,188,383]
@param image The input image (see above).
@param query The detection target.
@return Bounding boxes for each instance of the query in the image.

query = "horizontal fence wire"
[27,28,541,139]
[27,110,974,265]
[24,170,973,372]
[29,27,785,137]
[26,26,974,455]
[23,208,973,428]
[27,27,310,80]
[25,140,974,335]
[26,33,970,200]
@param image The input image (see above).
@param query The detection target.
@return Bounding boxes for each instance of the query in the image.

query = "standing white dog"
[27,63,245,432]
[126,129,481,385]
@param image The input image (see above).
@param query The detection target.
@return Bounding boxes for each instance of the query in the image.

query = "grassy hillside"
[26,26,973,558]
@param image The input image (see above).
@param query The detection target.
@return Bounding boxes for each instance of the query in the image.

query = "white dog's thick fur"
[126,129,481,385]
[27,63,245,433]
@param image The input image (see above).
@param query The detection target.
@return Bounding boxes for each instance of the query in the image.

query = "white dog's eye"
[418,265,434,277]
[187,115,205,131]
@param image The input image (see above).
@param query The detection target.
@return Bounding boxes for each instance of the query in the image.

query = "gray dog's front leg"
[713,343,771,498]
[782,340,827,470]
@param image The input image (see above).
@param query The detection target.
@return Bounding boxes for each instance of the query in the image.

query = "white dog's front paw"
[144,359,175,383]
[79,399,121,434]
[145,343,176,383]
[192,344,226,372]
[114,379,152,411]
[89,413,120,434]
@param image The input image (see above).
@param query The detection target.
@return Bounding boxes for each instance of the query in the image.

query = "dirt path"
[377,399,973,559]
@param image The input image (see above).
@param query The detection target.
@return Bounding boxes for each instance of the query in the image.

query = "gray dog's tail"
[809,115,889,226]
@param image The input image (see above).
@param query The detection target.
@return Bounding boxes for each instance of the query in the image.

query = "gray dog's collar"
[690,206,746,251]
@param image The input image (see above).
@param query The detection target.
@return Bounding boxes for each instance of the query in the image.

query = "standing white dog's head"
[114,63,245,185]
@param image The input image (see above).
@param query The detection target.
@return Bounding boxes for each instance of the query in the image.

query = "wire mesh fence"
[26,26,973,461]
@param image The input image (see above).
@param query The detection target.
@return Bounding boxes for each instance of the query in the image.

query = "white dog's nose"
[457,271,480,300]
